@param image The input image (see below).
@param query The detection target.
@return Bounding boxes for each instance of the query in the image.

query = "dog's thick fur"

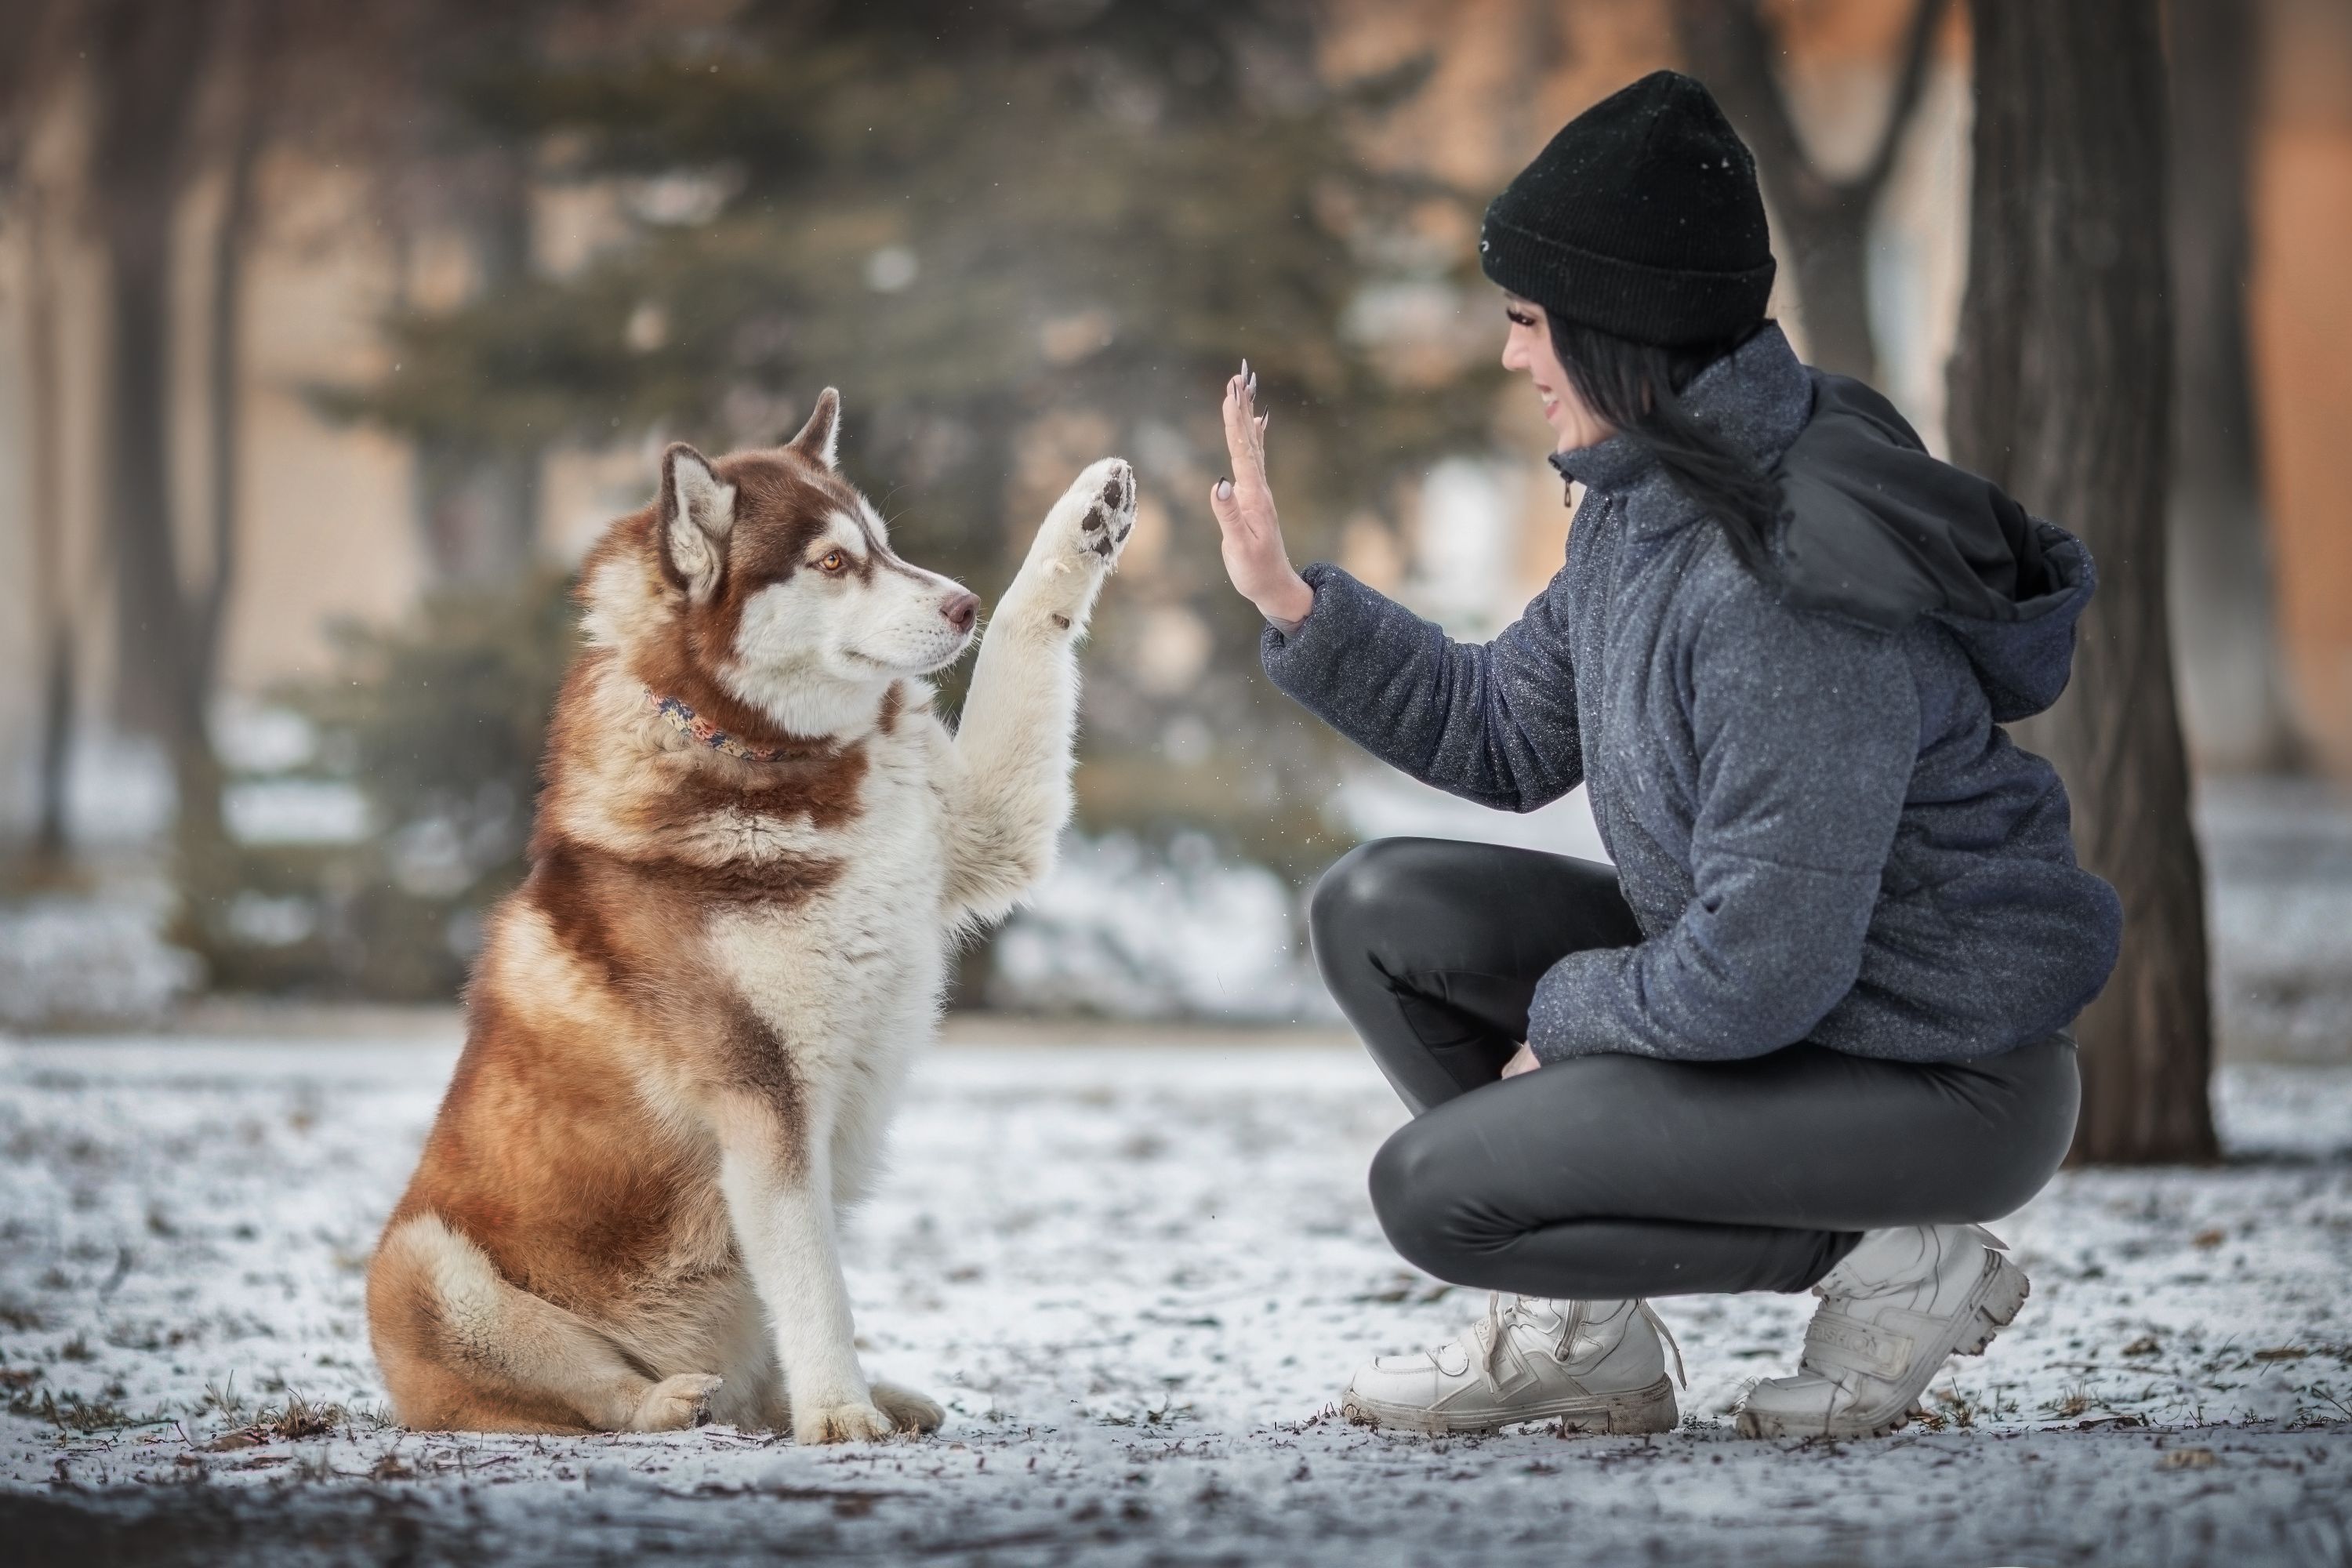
[366,391,1132,1442]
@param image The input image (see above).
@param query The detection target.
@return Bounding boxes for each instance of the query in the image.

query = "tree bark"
[1672,0,1951,384]
[91,0,238,932]
[1947,0,2216,1163]
[93,0,205,742]
[203,42,263,696]
[24,183,78,871]
[2165,0,2299,773]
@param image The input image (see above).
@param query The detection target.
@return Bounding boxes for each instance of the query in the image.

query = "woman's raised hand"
[1208,361,1314,626]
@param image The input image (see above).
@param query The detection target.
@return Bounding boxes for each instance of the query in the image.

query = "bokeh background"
[1,0,2347,1132]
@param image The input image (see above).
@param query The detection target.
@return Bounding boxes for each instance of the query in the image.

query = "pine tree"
[337,1,1501,879]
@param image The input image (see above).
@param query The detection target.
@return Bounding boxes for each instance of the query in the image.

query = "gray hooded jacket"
[1261,322,2122,1065]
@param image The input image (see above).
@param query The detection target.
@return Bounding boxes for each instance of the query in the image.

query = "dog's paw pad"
[630,1373,722,1432]
[1044,458,1136,575]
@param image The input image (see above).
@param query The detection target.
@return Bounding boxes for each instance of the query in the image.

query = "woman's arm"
[1207,367,1584,812]
[1526,588,1919,1062]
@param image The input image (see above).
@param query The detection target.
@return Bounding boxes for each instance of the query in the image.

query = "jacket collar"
[1546,321,1814,502]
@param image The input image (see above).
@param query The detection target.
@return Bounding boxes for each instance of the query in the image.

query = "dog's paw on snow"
[870,1378,947,1434]
[627,1373,723,1432]
[796,1399,899,1445]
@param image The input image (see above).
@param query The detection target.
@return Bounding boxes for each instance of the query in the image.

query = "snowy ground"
[4,1028,2350,1565]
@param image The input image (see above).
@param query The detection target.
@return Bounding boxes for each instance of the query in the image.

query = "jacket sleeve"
[1259,561,1584,813]
[1525,589,1919,1062]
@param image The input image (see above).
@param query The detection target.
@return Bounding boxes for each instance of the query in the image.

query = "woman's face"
[1500,296,1614,452]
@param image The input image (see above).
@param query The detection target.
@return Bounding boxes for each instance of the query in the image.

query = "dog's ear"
[659,442,735,602]
[784,387,841,471]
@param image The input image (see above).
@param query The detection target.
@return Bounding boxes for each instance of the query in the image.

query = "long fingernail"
[1215,477,1232,500]
[1240,358,1250,383]
[1258,412,1269,432]
[1247,372,1258,397]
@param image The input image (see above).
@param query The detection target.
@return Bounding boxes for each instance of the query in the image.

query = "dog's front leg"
[940,457,1135,924]
[713,1098,891,1444]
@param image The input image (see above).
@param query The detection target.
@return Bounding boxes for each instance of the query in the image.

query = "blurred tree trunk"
[2166,0,2300,773]
[90,0,260,937]
[24,183,78,875]
[1672,0,1950,384]
[0,5,78,877]
[1947,0,2216,1164]
[92,0,215,795]
[205,31,263,717]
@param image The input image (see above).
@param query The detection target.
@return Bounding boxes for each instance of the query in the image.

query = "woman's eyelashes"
[1505,307,1538,328]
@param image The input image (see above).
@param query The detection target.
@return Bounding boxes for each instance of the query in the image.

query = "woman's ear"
[659,442,736,601]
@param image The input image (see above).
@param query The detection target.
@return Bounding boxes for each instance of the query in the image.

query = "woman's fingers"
[1207,474,1242,535]
[1222,366,1268,481]
[1221,375,1254,475]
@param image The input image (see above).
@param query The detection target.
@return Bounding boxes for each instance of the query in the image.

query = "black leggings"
[1312,838,2081,1299]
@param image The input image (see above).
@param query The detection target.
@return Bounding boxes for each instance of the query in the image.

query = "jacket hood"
[1770,372,2095,723]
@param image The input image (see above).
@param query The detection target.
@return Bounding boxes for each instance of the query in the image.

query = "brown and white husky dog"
[366,390,1133,1442]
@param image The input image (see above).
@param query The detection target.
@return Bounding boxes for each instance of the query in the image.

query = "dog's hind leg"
[369,1214,720,1434]
[938,457,1135,924]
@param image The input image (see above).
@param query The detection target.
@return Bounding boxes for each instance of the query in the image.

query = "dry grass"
[203,1391,359,1449]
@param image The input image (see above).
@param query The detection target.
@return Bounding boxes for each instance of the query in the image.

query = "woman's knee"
[1307,839,1422,981]
[1367,1116,1485,1279]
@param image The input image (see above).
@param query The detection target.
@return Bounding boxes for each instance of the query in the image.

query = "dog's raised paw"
[629,1373,723,1432]
[870,1379,946,1435]
[1048,456,1137,574]
[797,1400,897,1445]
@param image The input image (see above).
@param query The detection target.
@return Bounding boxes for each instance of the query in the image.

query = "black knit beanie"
[1479,70,1775,348]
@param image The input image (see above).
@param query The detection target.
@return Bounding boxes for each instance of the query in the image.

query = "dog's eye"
[816,550,849,574]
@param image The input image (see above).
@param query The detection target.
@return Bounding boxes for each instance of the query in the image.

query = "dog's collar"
[644,690,800,763]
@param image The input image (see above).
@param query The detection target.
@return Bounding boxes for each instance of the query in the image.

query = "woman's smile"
[1501,295,1613,449]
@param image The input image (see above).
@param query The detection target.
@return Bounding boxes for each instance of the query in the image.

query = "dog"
[365,390,1133,1441]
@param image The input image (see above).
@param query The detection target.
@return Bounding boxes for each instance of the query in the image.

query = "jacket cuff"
[1259,563,1333,644]
[1258,561,1359,676]
[1525,949,1611,1063]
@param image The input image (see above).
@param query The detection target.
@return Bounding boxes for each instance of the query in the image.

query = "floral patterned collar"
[643,690,800,763]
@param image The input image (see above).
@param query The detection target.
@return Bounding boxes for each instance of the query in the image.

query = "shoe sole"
[1341,1374,1678,1436]
[1734,1250,2031,1440]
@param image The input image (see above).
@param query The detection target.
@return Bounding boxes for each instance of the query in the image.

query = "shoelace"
[1475,1294,1687,1392]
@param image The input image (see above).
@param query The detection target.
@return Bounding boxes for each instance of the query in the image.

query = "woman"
[1203,71,2119,1439]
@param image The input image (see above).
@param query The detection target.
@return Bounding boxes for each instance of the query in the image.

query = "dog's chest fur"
[699,716,952,1082]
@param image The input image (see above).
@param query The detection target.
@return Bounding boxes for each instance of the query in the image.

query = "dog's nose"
[942,592,979,633]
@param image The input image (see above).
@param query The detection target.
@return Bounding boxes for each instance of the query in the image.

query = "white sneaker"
[1736,1223,2030,1439]
[1341,1295,1684,1435]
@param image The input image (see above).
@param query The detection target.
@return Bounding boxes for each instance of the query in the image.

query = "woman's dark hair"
[1545,314,1782,575]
